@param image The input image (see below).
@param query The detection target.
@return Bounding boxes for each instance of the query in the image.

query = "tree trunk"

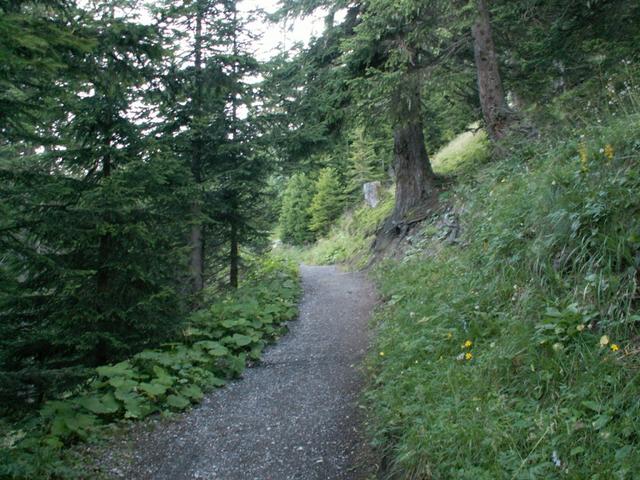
[229,222,238,289]
[472,0,509,141]
[228,6,240,291]
[391,121,436,222]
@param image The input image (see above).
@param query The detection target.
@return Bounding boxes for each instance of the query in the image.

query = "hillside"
[295,113,640,478]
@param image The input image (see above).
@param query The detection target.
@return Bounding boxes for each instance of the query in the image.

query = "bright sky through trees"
[241,0,327,60]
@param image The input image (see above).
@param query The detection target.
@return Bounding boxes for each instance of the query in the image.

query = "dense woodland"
[2,0,640,477]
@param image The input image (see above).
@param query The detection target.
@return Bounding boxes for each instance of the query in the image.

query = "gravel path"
[101,265,378,480]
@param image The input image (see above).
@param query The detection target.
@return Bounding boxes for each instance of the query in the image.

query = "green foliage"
[360,114,640,478]
[493,0,640,106]
[345,127,390,197]
[278,173,316,245]
[0,2,191,410]
[308,167,345,236]
[0,256,301,479]
[0,0,92,140]
[303,188,394,267]
[431,125,490,175]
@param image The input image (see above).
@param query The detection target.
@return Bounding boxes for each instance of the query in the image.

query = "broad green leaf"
[166,394,190,410]
[153,366,175,386]
[194,341,229,356]
[180,385,203,401]
[77,393,120,415]
[96,361,134,378]
[230,334,252,347]
[109,377,138,389]
[139,382,168,398]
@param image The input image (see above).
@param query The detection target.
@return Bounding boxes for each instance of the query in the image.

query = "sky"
[240,0,328,60]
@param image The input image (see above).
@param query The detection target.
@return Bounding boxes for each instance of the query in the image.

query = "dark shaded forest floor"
[96,265,377,479]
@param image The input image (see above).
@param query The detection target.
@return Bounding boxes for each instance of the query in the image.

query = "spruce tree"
[279,173,315,245]
[308,167,345,236]
[0,0,191,408]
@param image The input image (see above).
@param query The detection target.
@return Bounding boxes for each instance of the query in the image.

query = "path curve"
[102,265,377,479]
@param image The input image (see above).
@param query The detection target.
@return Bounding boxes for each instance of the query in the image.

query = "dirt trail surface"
[101,265,377,480]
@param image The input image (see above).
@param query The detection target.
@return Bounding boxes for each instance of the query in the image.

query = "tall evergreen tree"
[278,173,315,245]
[0,0,191,408]
[308,167,345,236]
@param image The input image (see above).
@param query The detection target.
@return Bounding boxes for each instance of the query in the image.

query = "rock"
[363,181,382,208]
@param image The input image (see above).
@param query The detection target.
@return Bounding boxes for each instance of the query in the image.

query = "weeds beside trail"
[369,116,640,479]
[305,114,640,479]
[0,257,301,479]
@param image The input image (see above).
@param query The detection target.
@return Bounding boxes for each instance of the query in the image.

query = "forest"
[1,0,640,478]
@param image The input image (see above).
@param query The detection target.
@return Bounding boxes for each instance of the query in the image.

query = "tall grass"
[365,113,640,478]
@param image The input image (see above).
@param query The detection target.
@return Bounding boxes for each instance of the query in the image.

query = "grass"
[431,123,489,175]
[302,111,640,478]
[276,188,395,268]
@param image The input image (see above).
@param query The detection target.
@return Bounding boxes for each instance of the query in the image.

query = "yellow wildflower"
[599,335,610,347]
[578,143,589,172]
[611,344,620,352]
[465,352,473,361]
[379,351,385,357]
[463,340,473,349]
[604,144,614,162]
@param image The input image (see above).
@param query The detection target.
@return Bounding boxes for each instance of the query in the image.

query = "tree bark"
[391,121,436,222]
[97,150,111,295]
[228,5,240,291]
[189,203,204,293]
[472,0,509,141]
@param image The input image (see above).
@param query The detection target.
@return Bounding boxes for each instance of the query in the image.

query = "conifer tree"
[0,0,190,407]
[279,173,315,245]
[345,127,388,198]
[308,167,345,236]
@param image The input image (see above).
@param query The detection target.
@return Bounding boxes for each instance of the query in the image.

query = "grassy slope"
[282,188,395,268]
[308,114,640,478]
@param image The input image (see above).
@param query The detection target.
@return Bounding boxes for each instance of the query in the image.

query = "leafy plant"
[0,256,301,479]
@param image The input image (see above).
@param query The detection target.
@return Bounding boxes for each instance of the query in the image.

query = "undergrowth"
[365,114,640,479]
[431,124,489,175]
[0,256,301,479]
[299,189,395,267]
[299,111,640,478]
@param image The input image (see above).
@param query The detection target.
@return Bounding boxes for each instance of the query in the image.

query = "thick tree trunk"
[229,222,238,289]
[391,121,436,222]
[472,0,509,141]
